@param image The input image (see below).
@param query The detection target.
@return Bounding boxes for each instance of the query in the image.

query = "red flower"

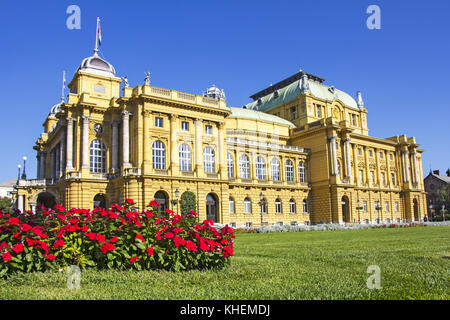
[46,254,56,260]
[149,200,160,208]
[110,236,119,243]
[96,234,106,243]
[185,240,198,252]
[164,232,174,239]
[146,247,154,255]
[130,256,138,262]
[203,219,214,226]
[0,242,10,250]
[19,223,32,232]
[156,232,162,241]
[86,232,96,241]
[125,198,135,204]
[2,251,12,261]
[199,239,209,252]
[53,238,65,248]
[13,232,21,239]
[136,234,145,242]
[173,227,184,234]
[12,243,24,253]
[100,242,116,254]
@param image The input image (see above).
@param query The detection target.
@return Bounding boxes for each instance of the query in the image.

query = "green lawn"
[1,226,449,300]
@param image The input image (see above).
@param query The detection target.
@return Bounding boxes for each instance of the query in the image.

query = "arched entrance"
[154,191,169,215]
[93,194,106,209]
[413,199,419,221]
[341,196,350,223]
[206,193,218,223]
[36,192,57,209]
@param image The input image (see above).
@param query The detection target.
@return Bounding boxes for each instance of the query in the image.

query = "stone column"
[218,122,226,178]
[170,115,178,173]
[40,152,45,179]
[50,150,56,180]
[66,118,74,170]
[36,153,40,179]
[402,150,410,183]
[121,111,131,167]
[111,120,120,172]
[412,151,418,184]
[59,126,66,177]
[344,138,352,178]
[329,136,338,176]
[194,119,203,174]
[81,116,90,169]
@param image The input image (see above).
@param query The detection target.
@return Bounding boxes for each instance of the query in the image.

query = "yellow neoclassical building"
[13,44,427,226]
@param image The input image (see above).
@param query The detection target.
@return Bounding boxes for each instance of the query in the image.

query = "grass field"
[0,226,449,300]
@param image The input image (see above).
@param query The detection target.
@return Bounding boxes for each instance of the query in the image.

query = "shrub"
[0,199,234,277]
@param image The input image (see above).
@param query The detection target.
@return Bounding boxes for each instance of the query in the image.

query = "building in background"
[0,179,15,198]
[424,169,450,218]
[13,32,427,225]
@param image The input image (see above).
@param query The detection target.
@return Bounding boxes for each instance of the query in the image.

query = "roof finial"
[300,73,310,93]
[61,71,66,102]
[356,91,364,108]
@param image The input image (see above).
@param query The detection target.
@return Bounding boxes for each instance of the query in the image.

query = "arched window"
[337,161,341,177]
[229,196,235,214]
[152,140,166,169]
[240,154,250,179]
[298,161,306,182]
[203,147,215,173]
[227,153,234,178]
[270,158,281,181]
[256,156,266,180]
[275,198,282,214]
[244,197,252,214]
[90,140,106,173]
[285,160,294,182]
[289,199,296,214]
[303,199,308,213]
[179,144,191,171]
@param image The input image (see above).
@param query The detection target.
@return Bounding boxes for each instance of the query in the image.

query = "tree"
[433,184,450,221]
[0,197,12,214]
[180,191,196,217]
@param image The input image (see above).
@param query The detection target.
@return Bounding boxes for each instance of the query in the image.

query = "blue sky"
[0,0,449,181]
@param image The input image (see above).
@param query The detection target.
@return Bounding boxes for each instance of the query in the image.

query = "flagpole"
[61,71,66,102]
[94,17,99,55]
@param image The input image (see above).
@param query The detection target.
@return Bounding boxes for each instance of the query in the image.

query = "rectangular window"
[381,172,386,185]
[275,201,282,214]
[229,198,235,214]
[368,150,373,157]
[181,121,189,131]
[385,201,389,212]
[379,152,383,159]
[395,202,399,212]
[205,125,213,134]
[389,154,393,161]
[155,117,163,128]
[291,106,297,120]
[357,148,362,155]
[316,105,322,118]
[391,173,396,185]
[359,170,364,183]
[370,171,375,184]
[363,201,367,212]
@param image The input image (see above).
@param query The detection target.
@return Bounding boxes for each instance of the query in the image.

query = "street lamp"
[356,200,363,224]
[21,156,27,180]
[175,188,180,215]
[17,164,21,183]
[260,192,265,226]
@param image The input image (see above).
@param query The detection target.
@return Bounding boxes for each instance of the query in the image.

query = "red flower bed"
[0,199,234,276]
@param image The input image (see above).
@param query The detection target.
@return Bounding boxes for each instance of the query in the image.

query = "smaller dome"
[204,84,226,100]
[77,53,116,78]
[48,101,62,118]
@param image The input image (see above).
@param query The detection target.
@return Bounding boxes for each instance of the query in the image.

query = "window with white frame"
[302,199,308,213]
[289,199,296,214]
[381,172,386,185]
[285,160,294,182]
[256,156,266,180]
[359,170,364,183]
[203,147,215,173]
[270,158,281,181]
[298,161,306,182]
[240,154,250,179]
[385,201,389,212]
[205,125,213,135]
[152,140,166,169]
[229,197,235,214]
[179,144,191,171]
[395,202,399,212]
[227,153,234,178]
[181,121,189,131]
[155,117,163,128]
[90,139,106,173]
[363,201,367,212]
[275,198,282,214]
[391,173,396,185]
[244,197,251,214]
